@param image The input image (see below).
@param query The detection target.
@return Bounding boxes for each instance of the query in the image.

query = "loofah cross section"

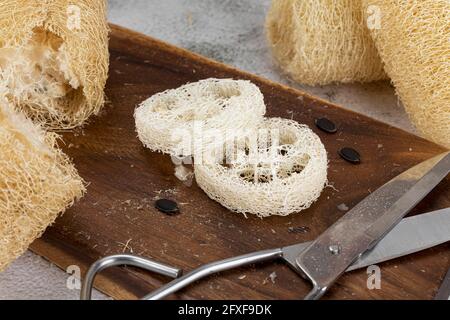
[362,0,450,148]
[0,0,109,130]
[135,78,266,157]
[194,118,328,218]
[0,101,85,271]
[266,0,387,85]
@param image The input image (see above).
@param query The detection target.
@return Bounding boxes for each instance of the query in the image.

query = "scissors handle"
[80,254,182,300]
[141,248,283,300]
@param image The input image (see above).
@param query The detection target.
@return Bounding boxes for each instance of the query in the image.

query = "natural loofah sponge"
[0,0,109,130]
[135,78,266,158]
[194,118,328,218]
[0,101,85,271]
[362,0,450,148]
[266,0,386,85]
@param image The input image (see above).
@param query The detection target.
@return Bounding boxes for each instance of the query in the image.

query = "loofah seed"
[266,0,387,85]
[0,0,109,130]
[194,118,328,218]
[135,78,266,157]
[362,0,450,148]
[0,101,85,271]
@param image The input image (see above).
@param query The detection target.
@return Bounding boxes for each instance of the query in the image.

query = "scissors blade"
[282,208,450,272]
[347,208,450,271]
[295,152,450,299]
[434,268,450,300]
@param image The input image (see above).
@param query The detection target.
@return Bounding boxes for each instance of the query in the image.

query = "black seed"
[315,117,337,133]
[339,147,361,164]
[155,199,179,215]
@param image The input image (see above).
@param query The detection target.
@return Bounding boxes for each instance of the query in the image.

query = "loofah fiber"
[135,78,266,158]
[0,101,85,271]
[266,0,386,85]
[362,0,450,148]
[194,118,328,218]
[0,0,109,130]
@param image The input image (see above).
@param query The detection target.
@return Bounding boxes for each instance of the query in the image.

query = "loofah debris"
[0,0,109,130]
[0,101,85,271]
[194,118,328,218]
[362,0,450,148]
[266,0,386,85]
[135,78,266,157]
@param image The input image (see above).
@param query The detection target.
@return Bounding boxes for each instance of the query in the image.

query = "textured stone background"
[0,0,415,299]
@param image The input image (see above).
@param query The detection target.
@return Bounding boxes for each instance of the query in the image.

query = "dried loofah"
[194,118,328,218]
[362,0,450,148]
[135,78,266,157]
[0,101,85,271]
[0,0,109,130]
[266,0,386,85]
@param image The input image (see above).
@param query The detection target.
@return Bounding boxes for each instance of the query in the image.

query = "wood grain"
[30,24,449,300]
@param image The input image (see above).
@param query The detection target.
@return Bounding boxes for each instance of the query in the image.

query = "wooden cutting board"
[30,24,449,300]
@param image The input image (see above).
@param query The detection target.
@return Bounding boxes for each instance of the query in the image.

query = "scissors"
[81,151,450,300]
[434,267,450,300]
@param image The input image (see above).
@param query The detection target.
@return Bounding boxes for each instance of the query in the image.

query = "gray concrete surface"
[0,0,416,300]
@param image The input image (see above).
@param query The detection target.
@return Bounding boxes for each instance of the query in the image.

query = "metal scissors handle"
[142,249,284,300]
[80,254,182,300]
[80,250,284,300]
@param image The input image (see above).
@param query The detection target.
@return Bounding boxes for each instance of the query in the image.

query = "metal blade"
[295,152,450,299]
[347,208,450,271]
[434,268,450,300]
[282,208,450,272]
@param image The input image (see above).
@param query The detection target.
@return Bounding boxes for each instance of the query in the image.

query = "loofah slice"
[0,0,109,130]
[194,118,328,218]
[362,0,450,148]
[0,101,85,271]
[266,0,387,85]
[135,78,266,157]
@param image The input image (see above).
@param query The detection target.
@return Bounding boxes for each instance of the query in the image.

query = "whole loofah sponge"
[0,101,85,271]
[266,0,386,85]
[362,0,450,148]
[135,78,266,158]
[0,0,109,130]
[194,118,328,218]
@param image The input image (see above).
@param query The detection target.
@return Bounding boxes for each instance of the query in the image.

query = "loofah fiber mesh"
[0,0,109,130]
[266,0,387,86]
[362,0,450,148]
[0,101,85,271]
[194,118,328,218]
[135,78,266,157]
